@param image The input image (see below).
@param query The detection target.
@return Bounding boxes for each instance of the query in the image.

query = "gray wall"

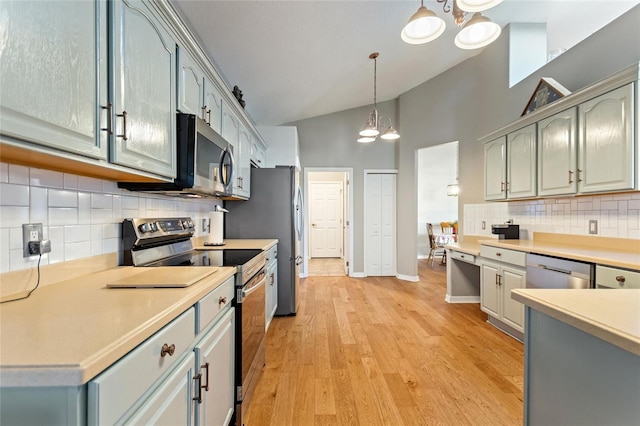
[293,6,640,278]
[293,100,397,273]
[397,7,640,278]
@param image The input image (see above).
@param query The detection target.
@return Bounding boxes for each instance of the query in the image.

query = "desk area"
[444,236,484,303]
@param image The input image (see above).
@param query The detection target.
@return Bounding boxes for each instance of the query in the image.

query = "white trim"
[396,274,419,282]
[351,272,366,278]
[304,167,354,278]
[364,169,398,174]
[299,272,308,278]
[417,255,429,260]
[445,295,481,304]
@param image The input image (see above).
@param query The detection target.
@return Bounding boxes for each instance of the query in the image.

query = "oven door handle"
[238,273,266,303]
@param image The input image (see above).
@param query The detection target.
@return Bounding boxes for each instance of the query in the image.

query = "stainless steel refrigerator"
[225,166,303,316]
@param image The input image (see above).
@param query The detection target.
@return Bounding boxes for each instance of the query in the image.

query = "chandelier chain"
[373,55,377,107]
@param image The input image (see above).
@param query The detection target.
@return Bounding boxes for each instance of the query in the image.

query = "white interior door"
[309,182,343,258]
[365,172,396,276]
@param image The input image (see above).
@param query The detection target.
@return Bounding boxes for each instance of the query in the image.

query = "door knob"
[311,223,317,227]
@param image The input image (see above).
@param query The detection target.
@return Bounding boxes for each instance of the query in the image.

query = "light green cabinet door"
[111,0,176,178]
[537,108,577,196]
[507,124,537,199]
[578,83,635,193]
[194,309,235,426]
[501,265,525,332]
[203,76,223,134]
[480,262,500,318]
[236,124,252,198]
[0,0,108,159]
[177,47,204,116]
[484,137,506,200]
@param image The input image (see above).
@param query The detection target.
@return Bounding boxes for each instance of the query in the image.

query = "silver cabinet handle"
[116,111,128,141]
[101,102,113,135]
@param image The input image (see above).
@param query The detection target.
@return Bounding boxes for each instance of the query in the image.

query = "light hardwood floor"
[308,258,346,277]
[245,260,524,425]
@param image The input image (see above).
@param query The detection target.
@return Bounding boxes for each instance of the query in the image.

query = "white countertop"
[0,266,236,387]
[512,288,640,356]
[447,233,639,271]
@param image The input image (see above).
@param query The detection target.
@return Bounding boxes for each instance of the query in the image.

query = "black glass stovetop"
[145,249,262,268]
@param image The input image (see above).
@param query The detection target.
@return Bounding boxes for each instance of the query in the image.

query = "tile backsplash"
[464,193,640,240]
[0,162,221,273]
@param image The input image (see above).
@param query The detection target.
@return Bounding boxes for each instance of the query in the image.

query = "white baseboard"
[445,295,481,304]
[396,274,419,282]
[351,272,366,278]
[417,255,429,260]
[299,272,308,278]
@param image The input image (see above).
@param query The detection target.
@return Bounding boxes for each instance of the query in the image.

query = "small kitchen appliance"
[491,223,520,239]
[121,217,266,426]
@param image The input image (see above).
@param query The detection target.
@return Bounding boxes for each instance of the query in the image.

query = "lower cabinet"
[480,246,526,335]
[265,244,278,331]
[194,309,235,426]
[88,277,236,425]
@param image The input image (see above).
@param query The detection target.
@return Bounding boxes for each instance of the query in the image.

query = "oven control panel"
[124,217,196,239]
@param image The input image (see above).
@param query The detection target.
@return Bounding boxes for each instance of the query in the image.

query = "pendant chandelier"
[357,52,400,143]
[401,0,502,49]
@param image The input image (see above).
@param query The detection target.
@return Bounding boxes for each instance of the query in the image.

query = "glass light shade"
[456,0,503,13]
[359,123,380,137]
[401,6,446,44]
[380,127,400,140]
[447,183,460,196]
[454,13,501,49]
[357,136,376,143]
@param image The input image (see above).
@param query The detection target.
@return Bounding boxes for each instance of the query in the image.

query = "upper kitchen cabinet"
[484,136,506,201]
[177,47,204,116]
[537,108,578,197]
[111,0,177,179]
[507,124,537,199]
[203,76,224,135]
[578,83,635,193]
[250,138,267,168]
[0,0,108,160]
[235,124,252,199]
[221,105,240,148]
[480,63,639,201]
[257,126,300,168]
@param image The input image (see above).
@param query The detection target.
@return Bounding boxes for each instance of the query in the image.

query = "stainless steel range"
[121,218,266,426]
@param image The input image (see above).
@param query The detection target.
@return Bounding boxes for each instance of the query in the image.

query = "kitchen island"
[512,288,640,426]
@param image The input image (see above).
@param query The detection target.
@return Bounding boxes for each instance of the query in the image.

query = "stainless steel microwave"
[119,113,234,197]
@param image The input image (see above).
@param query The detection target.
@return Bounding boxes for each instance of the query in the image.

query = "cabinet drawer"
[596,266,640,289]
[480,245,526,267]
[264,244,278,265]
[196,276,235,333]
[450,250,476,264]
[88,308,195,425]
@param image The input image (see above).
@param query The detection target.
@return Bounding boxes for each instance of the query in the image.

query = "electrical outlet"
[481,221,486,230]
[589,220,598,235]
[22,223,44,257]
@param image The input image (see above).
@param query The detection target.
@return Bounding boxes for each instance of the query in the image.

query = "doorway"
[305,169,352,277]
[417,141,459,260]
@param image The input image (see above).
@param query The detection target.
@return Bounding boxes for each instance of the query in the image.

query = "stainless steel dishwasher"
[526,253,594,289]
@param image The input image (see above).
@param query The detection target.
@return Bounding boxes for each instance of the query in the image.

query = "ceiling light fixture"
[357,52,400,143]
[401,0,502,49]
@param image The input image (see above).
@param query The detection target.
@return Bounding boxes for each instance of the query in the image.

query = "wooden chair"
[426,223,446,266]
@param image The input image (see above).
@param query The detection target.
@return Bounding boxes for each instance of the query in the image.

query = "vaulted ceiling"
[171,0,639,126]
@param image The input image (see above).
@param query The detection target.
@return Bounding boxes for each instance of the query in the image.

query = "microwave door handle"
[219,148,235,187]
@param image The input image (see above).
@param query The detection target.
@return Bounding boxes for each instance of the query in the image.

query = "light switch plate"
[588,220,598,235]
[22,223,43,257]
